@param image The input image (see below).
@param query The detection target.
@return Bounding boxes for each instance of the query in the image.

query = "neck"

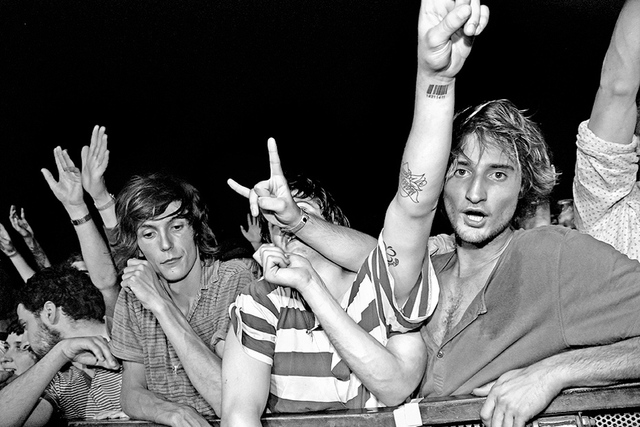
[64,319,108,340]
[454,227,514,277]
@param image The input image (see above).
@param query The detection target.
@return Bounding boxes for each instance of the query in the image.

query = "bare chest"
[426,269,492,346]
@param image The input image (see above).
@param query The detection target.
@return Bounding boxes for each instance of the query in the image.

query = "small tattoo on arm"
[400,162,427,203]
[426,84,449,99]
[386,245,399,267]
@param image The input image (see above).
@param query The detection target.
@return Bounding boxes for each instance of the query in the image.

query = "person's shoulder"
[217,257,260,276]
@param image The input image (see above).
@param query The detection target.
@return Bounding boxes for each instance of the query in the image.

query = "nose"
[465,174,487,204]
[159,231,174,252]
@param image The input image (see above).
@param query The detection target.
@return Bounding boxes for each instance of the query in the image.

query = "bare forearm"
[296,215,376,272]
[6,252,36,282]
[0,347,68,426]
[65,204,119,316]
[589,0,640,142]
[154,304,223,414]
[300,280,423,405]
[539,337,640,390]
[23,238,51,269]
[122,383,191,424]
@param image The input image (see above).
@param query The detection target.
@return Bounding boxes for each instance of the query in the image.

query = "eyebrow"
[455,158,516,171]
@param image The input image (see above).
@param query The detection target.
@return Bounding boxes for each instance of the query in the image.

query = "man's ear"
[42,301,60,326]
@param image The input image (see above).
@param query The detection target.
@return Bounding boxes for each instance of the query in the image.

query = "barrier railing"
[68,383,640,427]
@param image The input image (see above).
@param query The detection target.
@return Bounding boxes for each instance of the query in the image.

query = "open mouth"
[463,209,487,225]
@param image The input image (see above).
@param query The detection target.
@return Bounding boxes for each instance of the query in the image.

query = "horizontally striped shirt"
[43,364,122,420]
[110,258,258,417]
[229,233,439,413]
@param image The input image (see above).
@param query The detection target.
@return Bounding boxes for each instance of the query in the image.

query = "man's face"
[16,304,62,359]
[443,135,522,246]
[1,332,37,375]
[136,201,200,283]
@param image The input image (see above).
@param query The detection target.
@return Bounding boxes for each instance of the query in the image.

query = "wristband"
[95,194,116,211]
[70,213,92,226]
[281,210,309,234]
[3,249,18,258]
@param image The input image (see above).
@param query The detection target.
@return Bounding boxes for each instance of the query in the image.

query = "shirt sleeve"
[109,289,145,363]
[573,119,640,232]
[228,279,281,366]
[558,230,640,346]
[210,259,261,348]
[355,232,439,334]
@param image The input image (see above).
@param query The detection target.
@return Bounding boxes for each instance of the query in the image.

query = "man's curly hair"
[17,264,105,321]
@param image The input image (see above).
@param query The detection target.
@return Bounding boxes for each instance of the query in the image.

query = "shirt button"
[437,350,444,358]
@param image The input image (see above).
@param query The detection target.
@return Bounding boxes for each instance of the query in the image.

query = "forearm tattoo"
[386,245,399,267]
[426,84,449,99]
[28,240,51,269]
[400,162,427,203]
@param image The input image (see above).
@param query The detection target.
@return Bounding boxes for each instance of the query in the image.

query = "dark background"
[0,0,626,269]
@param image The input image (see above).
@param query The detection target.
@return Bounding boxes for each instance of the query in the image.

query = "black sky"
[0,0,626,266]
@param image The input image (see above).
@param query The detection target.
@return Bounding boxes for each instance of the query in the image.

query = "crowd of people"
[1,0,640,426]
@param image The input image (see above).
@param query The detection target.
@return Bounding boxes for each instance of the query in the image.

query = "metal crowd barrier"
[68,383,640,427]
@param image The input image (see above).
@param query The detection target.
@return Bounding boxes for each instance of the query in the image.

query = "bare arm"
[0,223,36,282]
[9,206,51,270]
[221,328,271,427]
[41,146,119,321]
[120,361,210,427]
[588,0,640,143]
[475,337,640,427]
[81,125,118,230]
[0,336,117,427]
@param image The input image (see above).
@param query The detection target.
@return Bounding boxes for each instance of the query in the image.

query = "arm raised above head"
[383,0,489,304]
[588,0,640,143]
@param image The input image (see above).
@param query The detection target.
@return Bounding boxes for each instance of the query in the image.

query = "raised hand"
[8,206,34,239]
[227,138,302,229]
[418,0,489,81]
[41,146,85,209]
[81,125,111,201]
[240,213,263,250]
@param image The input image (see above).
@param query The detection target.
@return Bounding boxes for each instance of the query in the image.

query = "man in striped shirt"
[222,1,488,424]
[0,264,123,427]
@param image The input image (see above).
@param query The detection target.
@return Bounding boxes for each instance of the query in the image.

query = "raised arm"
[381,0,488,301]
[573,0,640,238]
[0,223,35,282]
[41,146,119,323]
[9,206,51,269]
[81,125,118,231]
[588,0,640,143]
